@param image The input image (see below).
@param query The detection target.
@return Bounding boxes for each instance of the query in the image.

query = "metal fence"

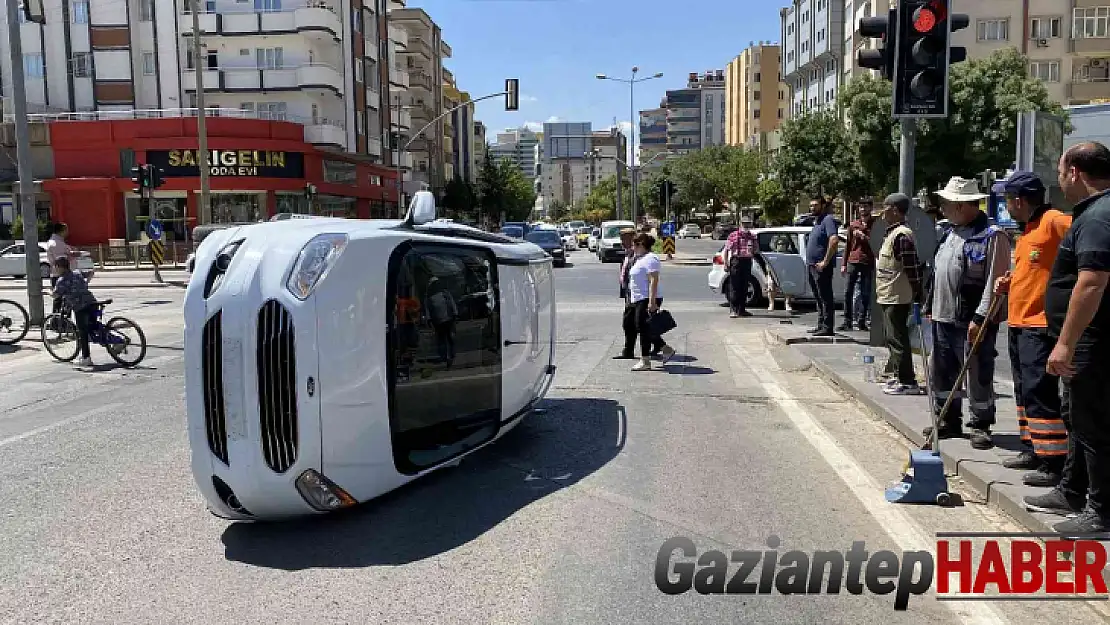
[72,241,193,268]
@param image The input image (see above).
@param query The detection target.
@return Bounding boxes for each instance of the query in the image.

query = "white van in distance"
[183,192,557,520]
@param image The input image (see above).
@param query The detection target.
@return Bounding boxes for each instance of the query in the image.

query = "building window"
[142,52,155,75]
[72,0,89,23]
[257,102,288,121]
[255,0,281,9]
[754,91,761,101]
[356,113,364,136]
[23,55,44,79]
[754,72,761,82]
[754,110,761,119]
[977,19,1010,41]
[778,109,783,119]
[256,47,284,69]
[1073,7,1110,38]
[1030,16,1062,39]
[71,53,92,78]
[1029,60,1061,82]
[355,59,363,83]
[353,8,362,33]
[139,0,154,21]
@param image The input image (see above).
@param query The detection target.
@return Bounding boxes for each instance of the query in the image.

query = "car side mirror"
[408,191,437,226]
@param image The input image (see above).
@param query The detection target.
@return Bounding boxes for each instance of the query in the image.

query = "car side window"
[765,233,798,254]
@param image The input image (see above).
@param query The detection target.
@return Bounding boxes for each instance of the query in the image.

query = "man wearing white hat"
[922,177,1011,450]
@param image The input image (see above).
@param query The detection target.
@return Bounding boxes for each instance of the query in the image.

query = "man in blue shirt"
[805,196,840,336]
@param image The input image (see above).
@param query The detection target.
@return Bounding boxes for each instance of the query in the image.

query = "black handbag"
[648,309,677,336]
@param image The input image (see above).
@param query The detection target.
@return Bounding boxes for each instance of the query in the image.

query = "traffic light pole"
[898,118,916,196]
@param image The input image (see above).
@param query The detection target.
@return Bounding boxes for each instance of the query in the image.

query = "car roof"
[753,226,811,234]
[600,220,635,227]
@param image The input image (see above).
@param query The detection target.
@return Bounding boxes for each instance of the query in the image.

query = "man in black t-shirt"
[1023,142,1110,536]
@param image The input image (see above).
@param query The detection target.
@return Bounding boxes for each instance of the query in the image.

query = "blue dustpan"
[885,450,951,505]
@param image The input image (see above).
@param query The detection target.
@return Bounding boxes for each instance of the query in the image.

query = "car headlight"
[285,233,348,300]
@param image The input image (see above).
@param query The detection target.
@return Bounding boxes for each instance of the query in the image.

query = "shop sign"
[147,149,305,178]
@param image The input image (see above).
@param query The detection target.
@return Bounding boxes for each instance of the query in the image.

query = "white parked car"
[587,227,601,252]
[678,224,702,239]
[596,220,636,262]
[183,192,557,521]
[0,242,95,279]
[557,228,576,252]
[708,226,849,307]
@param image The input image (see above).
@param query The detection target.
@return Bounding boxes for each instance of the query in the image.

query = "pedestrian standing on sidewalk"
[991,171,1072,488]
[922,177,1010,450]
[615,228,640,360]
[875,194,925,395]
[628,233,676,371]
[805,196,840,336]
[1024,142,1110,534]
[724,221,757,318]
[840,201,876,331]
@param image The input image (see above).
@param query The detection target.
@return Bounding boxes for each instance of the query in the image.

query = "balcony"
[181,69,220,92]
[390,108,412,129]
[1069,78,1110,101]
[199,63,345,95]
[389,66,409,88]
[364,37,379,61]
[180,3,342,39]
[397,152,413,169]
[1073,36,1110,56]
[366,84,380,108]
[367,137,382,157]
[402,38,434,60]
[304,122,346,146]
[389,24,408,48]
[408,71,435,93]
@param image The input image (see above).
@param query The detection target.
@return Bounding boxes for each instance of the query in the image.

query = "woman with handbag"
[628,233,676,371]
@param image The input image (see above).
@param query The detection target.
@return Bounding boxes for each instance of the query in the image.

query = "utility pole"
[6,0,44,323]
[898,119,915,196]
[191,0,210,225]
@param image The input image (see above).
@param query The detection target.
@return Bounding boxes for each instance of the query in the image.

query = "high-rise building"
[638,107,667,170]
[442,71,474,184]
[725,43,787,149]
[665,71,726,156]
[780,0,845,119]
[391,3,451,195]
[471,121,487,183]
[0,0,402,242]
[489,127,538,181]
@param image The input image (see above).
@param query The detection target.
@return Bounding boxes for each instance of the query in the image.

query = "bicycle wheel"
[0,299,30,345]
[40,314,80,362]
[104,316,147,367]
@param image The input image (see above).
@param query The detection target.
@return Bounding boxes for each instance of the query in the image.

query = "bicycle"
[41,299,148,366]
[0,299,30,345]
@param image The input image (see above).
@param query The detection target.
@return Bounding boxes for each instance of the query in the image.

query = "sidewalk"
[658,252,712,266]
[0,269,189,290]
[762,325,1066,535]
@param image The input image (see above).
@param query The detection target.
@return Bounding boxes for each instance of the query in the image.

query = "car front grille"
[256,300,299,473]
[202,312,228,465]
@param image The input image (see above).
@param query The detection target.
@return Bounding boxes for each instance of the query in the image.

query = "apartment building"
[0,0,402,241]
[472,120,487,182]
[391,3,451,195]
[638,107,667,171]
[443,74,476,183]
[489,126,538,181]
[665,71,726,156]
[725,42,787,149]
[781,0,845,118]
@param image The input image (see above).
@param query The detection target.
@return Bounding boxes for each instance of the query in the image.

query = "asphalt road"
[0,267,1104,624]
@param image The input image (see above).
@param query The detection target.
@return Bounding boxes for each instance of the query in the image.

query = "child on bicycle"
[51,256,99,369]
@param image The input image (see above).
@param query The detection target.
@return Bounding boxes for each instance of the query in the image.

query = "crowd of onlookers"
[717,142,1110,536]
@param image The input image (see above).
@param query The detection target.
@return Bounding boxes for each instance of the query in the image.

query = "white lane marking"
[0,403,124,448]
[726,336,1007,625]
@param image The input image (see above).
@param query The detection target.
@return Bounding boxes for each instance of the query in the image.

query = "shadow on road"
[220,397,626,570]
[660,364,716,375]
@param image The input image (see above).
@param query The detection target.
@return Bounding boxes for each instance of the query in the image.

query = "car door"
[760,232,808,299]
[0,244,25,277]
[386,242,502,475]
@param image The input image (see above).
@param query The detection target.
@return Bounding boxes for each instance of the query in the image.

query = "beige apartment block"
[725,43,788,149]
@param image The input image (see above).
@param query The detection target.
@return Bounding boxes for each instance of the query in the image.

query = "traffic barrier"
[149,239,165,267]
[661,236,676,255]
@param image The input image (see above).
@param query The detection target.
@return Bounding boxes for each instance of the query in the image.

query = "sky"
[412,0,783,163]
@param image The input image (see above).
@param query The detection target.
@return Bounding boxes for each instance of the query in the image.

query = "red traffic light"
[913,7,936,33]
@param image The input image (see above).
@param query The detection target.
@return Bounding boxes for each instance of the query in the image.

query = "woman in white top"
[627,233,676,371]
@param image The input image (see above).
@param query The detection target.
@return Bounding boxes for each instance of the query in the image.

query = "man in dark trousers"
[991,171,1072,487]
[805,196,840,336]
[1025,142,1110,535]
[723,222,757,318]
[875,194,925,396]
[840,201,875,331]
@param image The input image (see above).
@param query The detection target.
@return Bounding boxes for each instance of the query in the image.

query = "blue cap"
[993,170,1045,196]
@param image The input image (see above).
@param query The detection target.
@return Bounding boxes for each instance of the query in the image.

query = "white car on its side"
[0,242,95,279]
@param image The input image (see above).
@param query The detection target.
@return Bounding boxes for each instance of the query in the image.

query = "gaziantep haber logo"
[655,533,1108,610]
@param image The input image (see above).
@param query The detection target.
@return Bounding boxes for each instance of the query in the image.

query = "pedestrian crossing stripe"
[661,236,676,255]
[149,239,165,267]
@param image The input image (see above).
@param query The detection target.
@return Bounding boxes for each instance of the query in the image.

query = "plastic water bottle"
[862,348,877,383]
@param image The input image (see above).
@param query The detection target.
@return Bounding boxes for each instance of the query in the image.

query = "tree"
[757,178,794,226]
[668,145,760,225]
[476,153,535,223]
[548,199,570,222]
[840,47,1071,198]
[580,175,630,221]
[441,175,478,219]
[775,109,863,201]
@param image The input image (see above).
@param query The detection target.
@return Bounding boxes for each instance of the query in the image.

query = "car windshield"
[604,226,626,238]
[527,231,560,245]
[501,226,524,238]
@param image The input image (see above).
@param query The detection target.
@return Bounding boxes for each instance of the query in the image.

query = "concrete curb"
[763,327,1061,536]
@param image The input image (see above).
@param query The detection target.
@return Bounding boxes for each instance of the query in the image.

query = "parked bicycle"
[41,299,147,366]
[0,299,30,345]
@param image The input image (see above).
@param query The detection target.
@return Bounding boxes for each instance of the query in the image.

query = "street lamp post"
[596,68,663,225]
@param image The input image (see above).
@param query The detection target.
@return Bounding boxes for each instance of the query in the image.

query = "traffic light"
[505,78,519,111]
[857,9,897,81]
[892,0,969,118]
[149,165,165,189]
[659,180,677,206]
[131,165,148,195]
